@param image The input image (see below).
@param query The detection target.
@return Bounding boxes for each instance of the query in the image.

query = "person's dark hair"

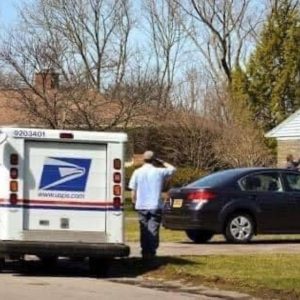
[286,154,294,162]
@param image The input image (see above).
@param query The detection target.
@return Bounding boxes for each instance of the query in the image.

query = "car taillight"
[186,189,216,201]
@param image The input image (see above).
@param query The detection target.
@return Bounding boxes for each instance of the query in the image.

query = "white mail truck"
[0,127,129,275]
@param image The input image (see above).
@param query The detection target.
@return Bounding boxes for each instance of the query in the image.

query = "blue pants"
[137,210,162,256]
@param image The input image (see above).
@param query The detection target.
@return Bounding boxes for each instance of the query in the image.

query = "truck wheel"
[0,258,5,272]
[225,213,254,243]
[89,257,112,278]
[185,229,214,243]
[69,256,85,262]
[39,256,57,268]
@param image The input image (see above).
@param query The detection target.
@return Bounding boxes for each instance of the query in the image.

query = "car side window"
[240,173,282,192]
[284,173,300,191]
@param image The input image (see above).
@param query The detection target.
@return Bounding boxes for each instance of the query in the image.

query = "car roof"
[184,167,300,189]
[220,167,299,174]
[213,167,299,180]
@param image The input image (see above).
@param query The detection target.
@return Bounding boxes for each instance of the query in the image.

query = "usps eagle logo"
[39,157,91,192]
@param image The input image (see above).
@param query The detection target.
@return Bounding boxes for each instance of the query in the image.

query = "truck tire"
[185,229,214,243]
[89,257,112,278]
[39,256,57,268]
[69,256,85,262]
[0,258,5,273]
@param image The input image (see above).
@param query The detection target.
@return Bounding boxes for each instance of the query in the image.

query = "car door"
[240,171,296,232]
[281,171,300,231]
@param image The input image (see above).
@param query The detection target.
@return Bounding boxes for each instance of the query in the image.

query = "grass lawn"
[124,208,300,298]
[157,254,300,299]
[117,254,300,299]
[125,209,186,242]
[123,194,300,298]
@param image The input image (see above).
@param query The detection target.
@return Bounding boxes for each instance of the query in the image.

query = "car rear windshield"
[186,169,240,188]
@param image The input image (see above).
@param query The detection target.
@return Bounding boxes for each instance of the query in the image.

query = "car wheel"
[185,229,214,243]
[225,213,254,243]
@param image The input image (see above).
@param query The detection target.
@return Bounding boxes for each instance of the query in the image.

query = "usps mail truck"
[0,127,129,274]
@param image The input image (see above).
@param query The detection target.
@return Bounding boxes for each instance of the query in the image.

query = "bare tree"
[214,121,274,167]
[269,0,300,13]
[210,85,274,167]
[172,67,215,112]
[162,110,218,169]
[171,0,262,84]
[143,0,186,108]
[0,0,133,129]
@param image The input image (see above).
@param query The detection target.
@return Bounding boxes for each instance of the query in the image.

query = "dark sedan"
[162,168,300,243]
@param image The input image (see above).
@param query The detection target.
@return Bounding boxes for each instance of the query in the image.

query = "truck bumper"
[0,241,130,258]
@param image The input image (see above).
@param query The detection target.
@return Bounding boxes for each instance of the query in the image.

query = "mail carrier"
[0,127,129,273]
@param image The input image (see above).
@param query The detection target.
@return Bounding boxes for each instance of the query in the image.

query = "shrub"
[166,167,206,190]
[125,165,206,191]
[125,165,136,190]
[126,121,218,171]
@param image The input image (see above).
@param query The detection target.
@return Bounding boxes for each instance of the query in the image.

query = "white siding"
[265,110,300,138]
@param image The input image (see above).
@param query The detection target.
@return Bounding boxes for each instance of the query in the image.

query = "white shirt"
[129,163,176,210]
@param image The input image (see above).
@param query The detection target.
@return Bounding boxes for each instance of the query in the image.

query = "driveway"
[0,258,256,300]
[1,239,298,300]
[128,238,300,257]
[0,274,204,300]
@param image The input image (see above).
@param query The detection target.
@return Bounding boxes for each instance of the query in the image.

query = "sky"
[0,0,267,81]
[0,1,18,25]
[0,0,16,24]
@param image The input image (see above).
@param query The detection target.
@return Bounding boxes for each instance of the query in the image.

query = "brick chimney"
[34,69,59,90]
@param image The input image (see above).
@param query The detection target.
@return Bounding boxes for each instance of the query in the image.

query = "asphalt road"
[0,274,202,300]
[2,240,299,300]
[0,258,228,300]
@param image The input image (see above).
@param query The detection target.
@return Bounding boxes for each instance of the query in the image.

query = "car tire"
[225,213,254,243]
[185,229,214,243]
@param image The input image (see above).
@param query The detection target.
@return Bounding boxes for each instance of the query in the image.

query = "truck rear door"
[23,141,107,242]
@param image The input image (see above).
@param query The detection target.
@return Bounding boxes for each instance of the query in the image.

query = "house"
[0,70,169,165]
[0,70,161,128]
[0,91,25,125]
[0,70,60,127]
[266,110,300,167]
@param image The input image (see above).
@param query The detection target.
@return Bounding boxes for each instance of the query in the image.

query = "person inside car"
[285,154,300,170]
